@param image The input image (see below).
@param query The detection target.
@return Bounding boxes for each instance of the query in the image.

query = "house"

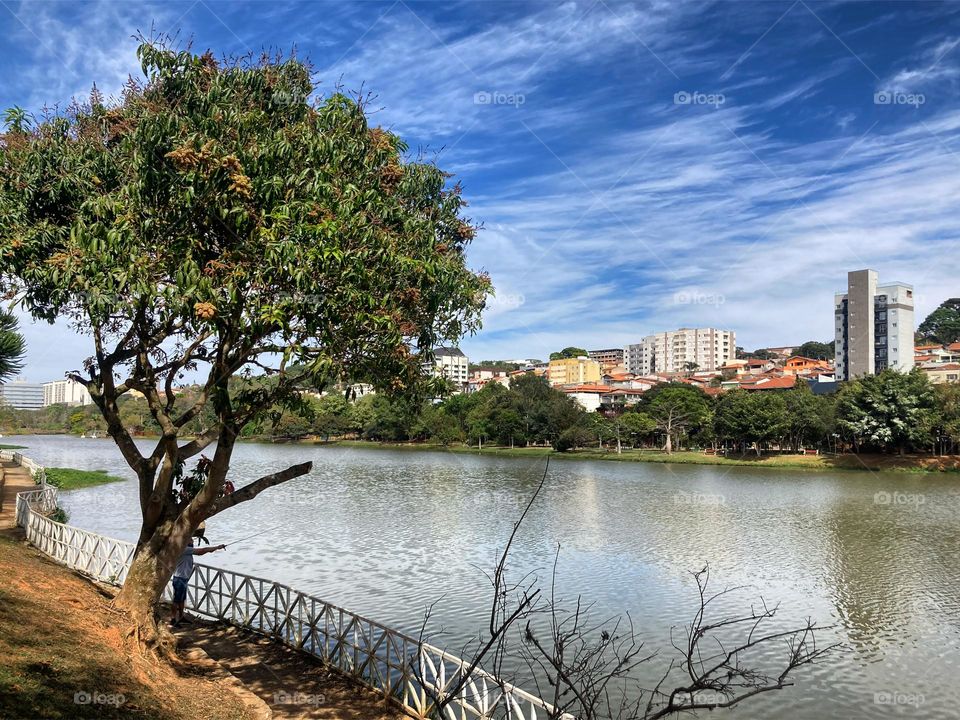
[599,388,647,409]
[737,375,797,391]
[921,363,960,384]
[560,384,612,412]
[782,356,821,375]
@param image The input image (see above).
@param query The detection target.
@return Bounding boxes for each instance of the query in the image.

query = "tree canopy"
[795,341,833,361]
[549,346,588,360]
[836,369,939,455]
[918,298,960,346]
[0,39,488,640]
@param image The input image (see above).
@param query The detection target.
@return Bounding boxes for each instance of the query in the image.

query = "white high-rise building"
[43,379,92,407]
[834,269,914,380]
[0,379,44,409]
[624,328,735,375]
[424,347,469,392]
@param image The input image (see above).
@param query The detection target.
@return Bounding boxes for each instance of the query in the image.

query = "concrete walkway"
[174,620,404,720]
[0,460,36,530]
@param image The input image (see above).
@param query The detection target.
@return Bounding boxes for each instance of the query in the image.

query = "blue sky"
[3,0,960,379]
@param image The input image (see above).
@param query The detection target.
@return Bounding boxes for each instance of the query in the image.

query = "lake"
[10,434,960,719]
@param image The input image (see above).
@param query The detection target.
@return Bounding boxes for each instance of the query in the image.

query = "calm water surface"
[10,435,960,719]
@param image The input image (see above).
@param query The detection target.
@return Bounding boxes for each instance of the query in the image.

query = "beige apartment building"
[624,328,735,375]
[547,356,602,386]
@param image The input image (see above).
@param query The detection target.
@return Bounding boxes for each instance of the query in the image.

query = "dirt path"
[173,621,404,720]
[0,460,36,530]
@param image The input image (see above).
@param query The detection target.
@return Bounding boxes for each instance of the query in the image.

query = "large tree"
[641,383,711,454]
[795,340,833,361]
[549,346,588,360]
[714,389,788,454]
[836,369,939,455]
[0,42,487,645]
[918,298,960,346]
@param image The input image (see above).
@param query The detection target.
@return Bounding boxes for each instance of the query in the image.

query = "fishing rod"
[222,524,284,547]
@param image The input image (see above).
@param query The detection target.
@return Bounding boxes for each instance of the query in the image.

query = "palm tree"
[0,310,26,383]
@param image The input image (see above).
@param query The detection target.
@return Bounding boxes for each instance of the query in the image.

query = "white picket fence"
[9,452,560,720]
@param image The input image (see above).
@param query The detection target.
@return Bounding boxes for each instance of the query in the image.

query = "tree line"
[6,368,958,456]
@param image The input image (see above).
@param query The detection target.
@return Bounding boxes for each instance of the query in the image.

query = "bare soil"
[0,525,407,720]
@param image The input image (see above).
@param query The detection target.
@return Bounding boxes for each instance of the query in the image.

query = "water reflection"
[10,435,960,719]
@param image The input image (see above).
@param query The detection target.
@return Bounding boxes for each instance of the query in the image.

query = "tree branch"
[205,461,313,517]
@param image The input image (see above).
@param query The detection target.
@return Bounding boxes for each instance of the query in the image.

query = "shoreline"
[6,432,960,474]
[315,439,960,474]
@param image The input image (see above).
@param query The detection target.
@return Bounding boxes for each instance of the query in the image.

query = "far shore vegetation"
[3,367,959,474]
[321,439,960,473]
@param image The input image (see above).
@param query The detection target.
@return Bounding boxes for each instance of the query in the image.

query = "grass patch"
[44,468,124,490]
[0,443,28,450]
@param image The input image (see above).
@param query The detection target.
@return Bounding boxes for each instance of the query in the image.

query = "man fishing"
[170,529,226,627]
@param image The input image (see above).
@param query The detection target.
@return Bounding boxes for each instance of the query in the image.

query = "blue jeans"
[172,576,188,604]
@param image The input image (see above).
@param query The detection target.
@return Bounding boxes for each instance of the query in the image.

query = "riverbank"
[322,440,960,473]
[0,533,258,720]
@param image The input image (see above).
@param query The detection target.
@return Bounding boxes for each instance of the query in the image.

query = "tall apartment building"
[424,347,470,391]
[43,379,92,407]
[547,356,602,386]
[587,348,625,369]
[834,269,914,380]
[624,328,736,375]
[0,380,44,409]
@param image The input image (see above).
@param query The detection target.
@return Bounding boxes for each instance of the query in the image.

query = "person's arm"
[193,544,226,555]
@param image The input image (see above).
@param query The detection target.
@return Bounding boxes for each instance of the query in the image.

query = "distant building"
[834,269,914,380]
[919,363,960,384]
[587,348,625,369]
[0,379,44,410]
[43,379,92,407]
[547,356,601,387]
[624,328,735,375]
[761,345,797,359]
[560,384,610,412]
[424,347,469,391]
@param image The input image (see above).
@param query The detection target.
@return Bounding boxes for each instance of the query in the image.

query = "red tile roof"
[561,384,613,394]
[739,376,797,390]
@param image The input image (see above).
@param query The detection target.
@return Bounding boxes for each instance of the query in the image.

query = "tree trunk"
[664,433,673,454]
[114,514,197,655]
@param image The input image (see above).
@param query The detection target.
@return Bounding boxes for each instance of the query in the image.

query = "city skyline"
[3,1,959,378]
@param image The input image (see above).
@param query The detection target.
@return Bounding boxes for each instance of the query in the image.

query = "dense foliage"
[918,298,960,346]
[0,38,488,633]
[549,346,588,360]
[0,310,26,383]
[9,370,957,457]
